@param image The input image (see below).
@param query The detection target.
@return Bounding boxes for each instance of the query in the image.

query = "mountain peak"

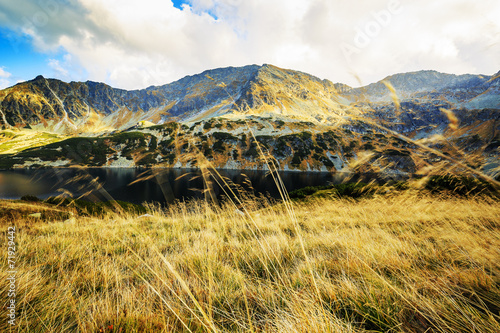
[33,75,46,81]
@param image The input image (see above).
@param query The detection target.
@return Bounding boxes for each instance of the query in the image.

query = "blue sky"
[0,27,74,83]
[0,0,499,90]
[172,0,190,10]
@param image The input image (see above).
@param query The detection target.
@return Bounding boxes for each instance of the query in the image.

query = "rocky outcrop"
[0,119,416,173]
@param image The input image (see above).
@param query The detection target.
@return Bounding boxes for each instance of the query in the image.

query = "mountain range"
[0,64,350,132]
[0,64,498,177]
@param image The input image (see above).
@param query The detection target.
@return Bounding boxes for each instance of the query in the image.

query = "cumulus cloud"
[0,67,12,89]
[0,0,499,89]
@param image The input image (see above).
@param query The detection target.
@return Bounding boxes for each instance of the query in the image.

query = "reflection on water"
[0,168,373,204]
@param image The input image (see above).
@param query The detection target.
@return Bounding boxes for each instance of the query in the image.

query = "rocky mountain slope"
[0,65,498,132]
[344,70,500,108]
[0,119,412,173]
[1,114,498,176]
[0,64,350,133]
[0,65,498,175]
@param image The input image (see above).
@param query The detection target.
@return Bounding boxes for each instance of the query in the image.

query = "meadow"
[1,185,499,332]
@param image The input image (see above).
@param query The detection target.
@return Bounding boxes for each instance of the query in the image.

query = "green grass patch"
[44,197,147,216]
[289,182,375,199]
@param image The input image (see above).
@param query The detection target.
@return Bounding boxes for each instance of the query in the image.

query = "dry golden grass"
[1,192,499,332]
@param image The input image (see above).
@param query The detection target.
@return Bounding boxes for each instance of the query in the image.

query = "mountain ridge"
[0,64,349,132]
[0,64,498,174]
[1,65,498,134]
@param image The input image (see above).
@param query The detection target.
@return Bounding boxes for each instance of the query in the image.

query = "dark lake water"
[0,168,375,205]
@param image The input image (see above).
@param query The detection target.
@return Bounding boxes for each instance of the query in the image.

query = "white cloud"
[0,67,12,89]
[47,54,84,82]
[0,80,10,89]
[48,59,69,78]
[0,67,12,78]
[0,0,499,89]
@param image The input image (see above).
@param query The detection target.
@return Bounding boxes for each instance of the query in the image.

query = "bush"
[0,156,17,169]
[149,136,158,150]
[289,182,375,199]
[275,120,285,128]
[137,153,157,166]
[212,140,225,153]
[290,153,303,167]
[212,132,237,141]
[320,156,334,168]
[44,197,146,216]
[384,149,411,156]
[362,142,375,150]
[244,140,259,159]
[203,121,213,130]
[21,195,41,202]
[289,186,328,199]
[425,175,497,197]
[332,183,374,198]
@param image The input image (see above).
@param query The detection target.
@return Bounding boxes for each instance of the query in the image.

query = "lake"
[0,168,376,205]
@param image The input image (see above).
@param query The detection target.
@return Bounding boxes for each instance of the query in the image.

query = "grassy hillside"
[1,190,499,332]
[0,129,66,155]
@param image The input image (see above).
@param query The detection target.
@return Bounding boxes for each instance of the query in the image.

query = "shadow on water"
[0,168,395,205]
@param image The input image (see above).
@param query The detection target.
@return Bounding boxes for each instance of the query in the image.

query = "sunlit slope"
[0,129,66,155]
[0,75,172,134]
[230,64,351,123]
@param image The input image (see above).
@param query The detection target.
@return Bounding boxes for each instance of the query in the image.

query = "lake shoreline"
[1,165,414,179]
[2,168,392,204]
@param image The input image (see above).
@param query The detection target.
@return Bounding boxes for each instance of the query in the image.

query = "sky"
[0,0,499,90]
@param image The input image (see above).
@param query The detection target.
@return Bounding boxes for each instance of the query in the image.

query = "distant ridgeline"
[0,65,498,175]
